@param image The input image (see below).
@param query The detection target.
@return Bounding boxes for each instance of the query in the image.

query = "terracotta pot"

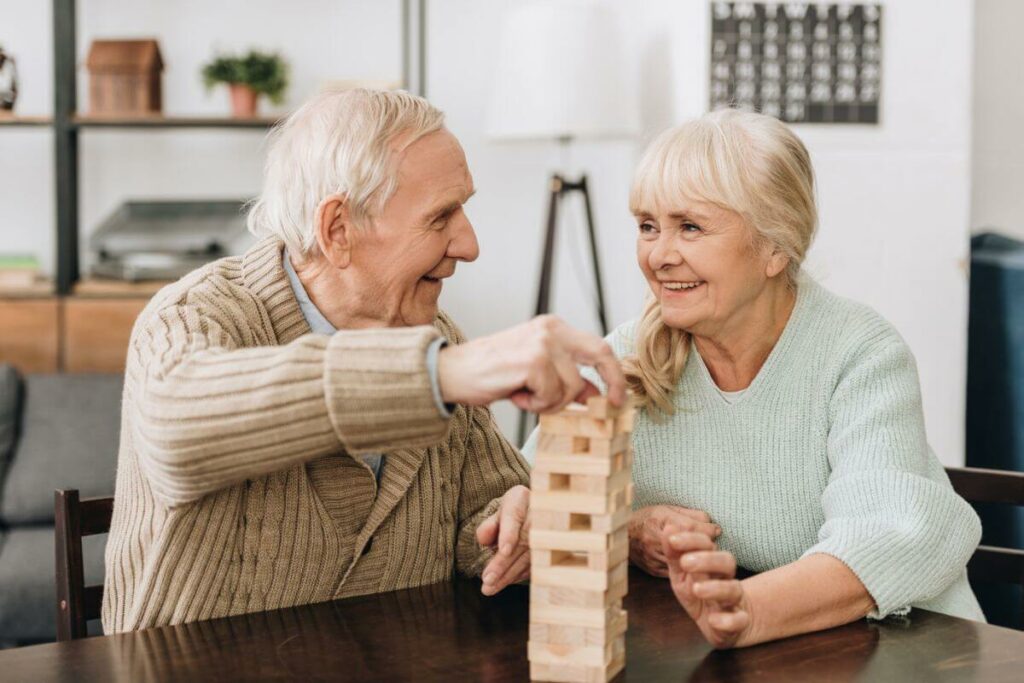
[229,83,259,118]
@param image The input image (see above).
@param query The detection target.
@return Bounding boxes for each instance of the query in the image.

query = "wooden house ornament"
[529,396,635,683]
[86,39,164,116]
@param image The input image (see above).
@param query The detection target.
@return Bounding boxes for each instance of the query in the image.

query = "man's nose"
[448,212,480,263]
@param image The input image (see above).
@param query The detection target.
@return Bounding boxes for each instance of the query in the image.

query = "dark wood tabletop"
[3,571,1023,682]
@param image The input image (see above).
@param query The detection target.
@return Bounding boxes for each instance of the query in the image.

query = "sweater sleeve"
[131,288,451,508]
[803,331,981,619]
[454,405,531,577]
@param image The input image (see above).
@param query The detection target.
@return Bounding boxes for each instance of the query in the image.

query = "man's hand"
[476,485,530,596]
[629,505,721,577]
[662,524,752,649]
[437,315,626,413]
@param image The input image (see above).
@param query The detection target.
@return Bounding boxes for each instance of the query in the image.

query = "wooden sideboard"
[0,279,167,373]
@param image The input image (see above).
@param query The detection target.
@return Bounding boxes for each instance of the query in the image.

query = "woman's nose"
[650,235,683,270]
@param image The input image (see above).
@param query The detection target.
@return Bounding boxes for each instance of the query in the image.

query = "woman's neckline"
[689,278,814,407]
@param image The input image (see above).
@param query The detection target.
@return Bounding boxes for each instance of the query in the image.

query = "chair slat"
[967,546,1024,586]
[54,488,114,641]
[946,466,1024,506]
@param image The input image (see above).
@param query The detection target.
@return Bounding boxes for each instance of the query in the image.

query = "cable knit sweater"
[102,237,530,633]
[524,276,984,621]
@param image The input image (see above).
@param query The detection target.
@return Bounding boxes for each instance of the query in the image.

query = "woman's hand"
[629,505,721,577]
[476,485,530,596]
[662,523,752,649]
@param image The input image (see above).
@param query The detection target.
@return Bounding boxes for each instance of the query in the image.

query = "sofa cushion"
[0,374,122,526]
[0,365,22,479]
[0,527,106,642]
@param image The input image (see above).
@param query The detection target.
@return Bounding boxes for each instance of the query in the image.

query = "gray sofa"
[0,365,122,646]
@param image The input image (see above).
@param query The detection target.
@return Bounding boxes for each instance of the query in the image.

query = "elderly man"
[101,89,624,633]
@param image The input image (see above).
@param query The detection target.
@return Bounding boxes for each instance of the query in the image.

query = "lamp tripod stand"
[516,172,610,446]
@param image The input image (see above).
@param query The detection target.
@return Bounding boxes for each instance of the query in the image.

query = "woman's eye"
[682,222,702,233]
[638,222,657,234]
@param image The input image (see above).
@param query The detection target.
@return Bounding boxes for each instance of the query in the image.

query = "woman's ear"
[765,249,790,279]
[314,195,354,269]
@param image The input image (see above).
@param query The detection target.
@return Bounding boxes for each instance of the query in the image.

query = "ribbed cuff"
[324,325,451,453]
[456,496,504,577]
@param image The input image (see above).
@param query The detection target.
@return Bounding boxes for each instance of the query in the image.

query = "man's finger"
[483,546,530,596]
[558,326,626,407]
[572,379,601,405]
[476,514,498,548]
[497,489,528,556]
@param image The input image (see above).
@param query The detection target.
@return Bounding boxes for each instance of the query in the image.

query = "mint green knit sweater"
[524,277,985,622]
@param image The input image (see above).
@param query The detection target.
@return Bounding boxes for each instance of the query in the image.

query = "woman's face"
[635,198,780,337]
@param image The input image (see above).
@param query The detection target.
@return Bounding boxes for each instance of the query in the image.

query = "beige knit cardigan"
[101,238,530,633]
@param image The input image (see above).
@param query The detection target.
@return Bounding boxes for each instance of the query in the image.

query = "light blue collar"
[283,249,337,335]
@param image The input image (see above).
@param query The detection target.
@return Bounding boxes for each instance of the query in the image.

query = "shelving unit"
[0,0,428,372]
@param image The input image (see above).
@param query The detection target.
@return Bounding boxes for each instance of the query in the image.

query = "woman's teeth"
[663,281,703,290]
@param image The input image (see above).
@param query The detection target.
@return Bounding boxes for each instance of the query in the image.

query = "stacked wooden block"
[529,396,635,683]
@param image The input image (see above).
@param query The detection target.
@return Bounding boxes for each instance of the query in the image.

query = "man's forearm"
[739,553,876,647]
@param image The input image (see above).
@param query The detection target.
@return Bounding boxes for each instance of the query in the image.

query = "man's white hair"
[247,88,445,257]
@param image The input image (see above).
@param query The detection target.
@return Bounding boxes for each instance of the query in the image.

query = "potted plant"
[201,50,288,118]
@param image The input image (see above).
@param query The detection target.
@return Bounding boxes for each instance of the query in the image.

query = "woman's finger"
[707,609,751,634]
[679,551,736,577]
[693,579,743,608]
[664,529,716,556]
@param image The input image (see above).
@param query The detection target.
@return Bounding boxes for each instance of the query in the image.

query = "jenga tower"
[528,396,635,683]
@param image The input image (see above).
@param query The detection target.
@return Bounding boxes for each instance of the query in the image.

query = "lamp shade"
[487,0,638,141]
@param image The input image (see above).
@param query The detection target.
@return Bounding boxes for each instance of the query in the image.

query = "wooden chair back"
[946,466,1024,624]
[54,489,114,641]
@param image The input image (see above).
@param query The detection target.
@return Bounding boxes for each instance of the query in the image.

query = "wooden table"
[2,572,1022,681]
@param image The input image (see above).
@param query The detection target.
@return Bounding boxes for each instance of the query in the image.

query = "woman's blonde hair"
[624,108,818,415]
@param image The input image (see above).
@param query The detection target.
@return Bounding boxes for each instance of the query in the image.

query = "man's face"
[350,129,479,327]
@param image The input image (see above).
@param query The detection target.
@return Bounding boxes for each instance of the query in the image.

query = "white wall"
[1,1,975,464]
[972,0,1024,239]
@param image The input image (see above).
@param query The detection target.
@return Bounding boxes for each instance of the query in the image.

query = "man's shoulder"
[133,252,262,340]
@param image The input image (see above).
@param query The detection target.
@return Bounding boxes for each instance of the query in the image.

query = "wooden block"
[585,433,631,458]
[530,610,627,647]
[532,510,573,531]
[539,413,618,439]
[537,432,592,456]
[531,578,626,610]
[533,471,572,493]
[530,528,611,552]
[528,640,615,667]
[588,506,631,534]
[531,558,627,592]
[529,633,625,682]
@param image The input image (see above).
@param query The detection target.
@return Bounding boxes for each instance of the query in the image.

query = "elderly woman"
[525,109,983,648]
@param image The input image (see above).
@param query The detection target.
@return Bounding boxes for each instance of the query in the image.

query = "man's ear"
[314,194,354,268]
[765,249,790,279]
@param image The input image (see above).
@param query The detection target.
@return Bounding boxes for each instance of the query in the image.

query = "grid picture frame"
[709,2,882,124]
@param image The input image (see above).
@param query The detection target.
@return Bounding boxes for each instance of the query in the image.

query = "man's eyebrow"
[425,189,476,221]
